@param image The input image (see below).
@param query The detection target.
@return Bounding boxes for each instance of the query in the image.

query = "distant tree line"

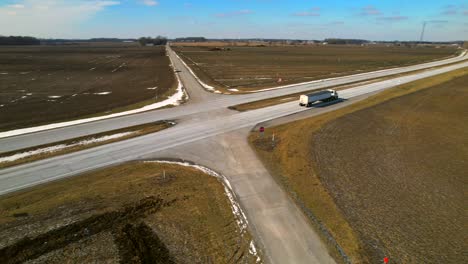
[324,38,369,45]
[174,37,206,42]
[0,36,40,45]
[138,36,168,46]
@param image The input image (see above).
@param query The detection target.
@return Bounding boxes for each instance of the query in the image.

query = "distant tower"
[419,22,426,42]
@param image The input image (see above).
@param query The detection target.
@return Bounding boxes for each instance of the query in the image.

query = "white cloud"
[9,4,25,9]
[0,0,120,38]
[141,0,158,6]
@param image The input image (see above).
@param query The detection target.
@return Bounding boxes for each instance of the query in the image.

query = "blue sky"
[0,0,467,41]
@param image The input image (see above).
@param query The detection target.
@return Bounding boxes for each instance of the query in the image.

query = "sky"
[0,0,467,41]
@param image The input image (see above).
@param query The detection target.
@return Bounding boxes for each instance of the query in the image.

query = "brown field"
[0,162,259,263]
[0,121,174,169]
[0,44,175,131]
[249,68,468,263]
[172,45,458,92]
[171,41,281,47]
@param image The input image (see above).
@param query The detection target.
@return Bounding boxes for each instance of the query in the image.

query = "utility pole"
[419,22,426,42]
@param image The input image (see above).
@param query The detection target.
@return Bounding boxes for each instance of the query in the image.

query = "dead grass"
[0,44,176,131]
[0,121,174,169]
[249,68,468,263]
[172,45,458,92]
[0,162,258,263]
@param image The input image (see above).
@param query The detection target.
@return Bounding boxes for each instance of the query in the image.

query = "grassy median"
[0,121,174,169]
[249,67,468,263]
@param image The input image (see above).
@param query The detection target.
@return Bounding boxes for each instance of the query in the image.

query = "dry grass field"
[250,68,467,263]
[0,44,175,131]
[0,162,259,263]
[172,45,458,92]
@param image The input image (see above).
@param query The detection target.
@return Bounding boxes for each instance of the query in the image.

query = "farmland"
[172,45,458,92]
[0,44,175,131]
[250,68,467,263]
[0,162,259,263]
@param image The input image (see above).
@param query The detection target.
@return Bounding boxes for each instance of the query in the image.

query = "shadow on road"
[310,98,347,108]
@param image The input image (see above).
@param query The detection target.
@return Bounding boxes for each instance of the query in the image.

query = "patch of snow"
[111,63,126,73]
[249,240,261,262]
[214,90,222,94]
[48,95,61,99]
[20,96,27,99]
[93,92,111,95]
[146,87,158,90]
[0,132,134,163]
[147,160,250,232]
[0,144,68,163]
[0,104,4,107]
[75,132,134,145]
[0,72,8,75]
[20,72,30,75]
[31,78,36,81]
[0,58,186,138]
[26,93,33,96]
[228,88,239,92]
[173,52,217,92]
[89,67,96,71]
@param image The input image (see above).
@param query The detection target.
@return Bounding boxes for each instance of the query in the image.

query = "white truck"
[299,89,339,107]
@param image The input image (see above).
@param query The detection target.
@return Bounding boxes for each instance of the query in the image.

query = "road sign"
[383,257,389,263]
[259,127,265,133]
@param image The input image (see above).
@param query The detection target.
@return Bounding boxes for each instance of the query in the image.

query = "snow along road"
[0,48,466,264]
[0,48,466,151]
[1,60,467,196]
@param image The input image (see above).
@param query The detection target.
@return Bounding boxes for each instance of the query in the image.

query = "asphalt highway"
[0,48,466,152]
[1,59,467,195]
[0,48,467,263]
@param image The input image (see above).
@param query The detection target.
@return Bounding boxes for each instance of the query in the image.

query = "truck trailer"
[299,89,338,107]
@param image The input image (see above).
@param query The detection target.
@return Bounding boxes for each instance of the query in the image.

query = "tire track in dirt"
[0,196,177,264]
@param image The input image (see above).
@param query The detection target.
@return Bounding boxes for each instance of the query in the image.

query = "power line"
[419,22,427,42]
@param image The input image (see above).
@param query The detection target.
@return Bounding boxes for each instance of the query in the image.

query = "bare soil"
[0,162,258,263]
[172,45,457,91]
[311,74,467,263]
[0,44,175,131]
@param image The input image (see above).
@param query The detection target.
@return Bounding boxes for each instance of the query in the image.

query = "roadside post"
[259,126,265,138]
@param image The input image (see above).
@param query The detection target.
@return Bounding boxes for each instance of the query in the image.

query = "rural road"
[1,60,468,193]
[0,47,467,263]
[0,48,466,151]
[151,128,337,263]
